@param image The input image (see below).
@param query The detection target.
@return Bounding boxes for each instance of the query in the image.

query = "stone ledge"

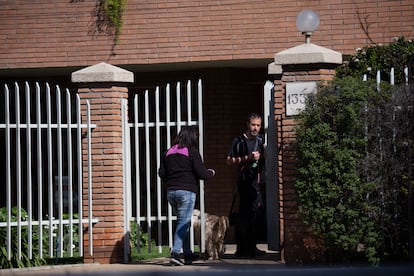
[274,43,342,65]
[72,62,134,83]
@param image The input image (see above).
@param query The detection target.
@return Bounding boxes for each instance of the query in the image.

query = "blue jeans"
[167,189,196,255]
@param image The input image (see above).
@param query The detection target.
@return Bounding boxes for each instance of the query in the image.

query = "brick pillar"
[270,43,342,264]
[72,62,133,264]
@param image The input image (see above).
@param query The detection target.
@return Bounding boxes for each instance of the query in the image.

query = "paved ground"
[1,244,279,275]
[2,244,414,276]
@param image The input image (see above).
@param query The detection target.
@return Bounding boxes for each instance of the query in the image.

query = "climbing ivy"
[100,0,127,44]
[336,37,414,85]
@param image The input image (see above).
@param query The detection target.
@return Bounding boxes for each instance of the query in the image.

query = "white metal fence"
[364,65,410,87]
[122,79,206,261]
[0,82,96,263]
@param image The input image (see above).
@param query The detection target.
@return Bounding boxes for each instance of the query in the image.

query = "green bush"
[0,207,83,268]
[295,77,386,265]
[41,213,81,263]
[129,220,150,250]
[0,206,45,268]
[295,38,414,265]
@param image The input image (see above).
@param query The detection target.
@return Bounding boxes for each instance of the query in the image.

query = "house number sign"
[286,81,317,116]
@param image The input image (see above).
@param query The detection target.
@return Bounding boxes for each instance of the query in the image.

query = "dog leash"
[229,189,237,217]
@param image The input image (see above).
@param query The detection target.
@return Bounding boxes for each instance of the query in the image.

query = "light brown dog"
[192,209,229,260]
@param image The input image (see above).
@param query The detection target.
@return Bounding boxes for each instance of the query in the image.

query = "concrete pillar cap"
[274,43,342,65]
[72,62,134,83]
[268,62,283,74]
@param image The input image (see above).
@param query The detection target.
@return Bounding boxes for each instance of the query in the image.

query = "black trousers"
[235,167,263,257]
[234,208,259,257]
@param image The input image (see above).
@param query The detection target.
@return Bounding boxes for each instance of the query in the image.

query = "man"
[226,112,265,258]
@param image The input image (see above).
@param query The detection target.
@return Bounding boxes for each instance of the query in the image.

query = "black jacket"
[158,145,214,193]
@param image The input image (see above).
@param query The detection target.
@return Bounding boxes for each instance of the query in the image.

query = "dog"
[192,209,229,260]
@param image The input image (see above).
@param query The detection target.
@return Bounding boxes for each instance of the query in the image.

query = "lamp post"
[296,10,320,44]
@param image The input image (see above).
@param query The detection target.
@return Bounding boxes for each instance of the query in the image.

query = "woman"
[158,126,216,266]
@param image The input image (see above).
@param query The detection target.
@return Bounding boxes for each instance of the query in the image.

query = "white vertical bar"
[66,89,74,256]
[25,82,33,259]
[363,74,367,81]
[15,83,22,260]
[144,90,152,252]
[390,67,395,85]
[187,80,194,251]
[186,80,192,126]
[175,82,182,250]
[264,81,274,133]
[5,84,12,260]
[46,83,54,256]
[166,84,173,249]
[197,79,205,254]
[197,80,204,173]
[376,70,381,91]
[87,100,93,256]
[54,86,63,257]
[56,85,64,257]
[404,65,409,85]
[166,84,171,149]
[76,94,83,257]
[155,86,162,254]
[134,94,141,252]
[35,82,43,259]
[176,82,181,132]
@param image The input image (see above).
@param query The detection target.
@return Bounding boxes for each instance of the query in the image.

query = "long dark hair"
[174,126,199,150]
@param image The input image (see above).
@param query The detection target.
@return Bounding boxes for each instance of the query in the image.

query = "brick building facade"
[1,0,413,68]
[1,0,413,264]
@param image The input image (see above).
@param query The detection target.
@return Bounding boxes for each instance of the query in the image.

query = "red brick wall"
[77,84,129,264]
[0,0,413,70]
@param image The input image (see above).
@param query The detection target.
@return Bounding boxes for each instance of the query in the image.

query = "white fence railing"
[122,80,205,261]
[0,82,97,262]
[363,65,410,88]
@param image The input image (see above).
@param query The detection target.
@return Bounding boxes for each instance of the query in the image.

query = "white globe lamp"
[296,10,320,44]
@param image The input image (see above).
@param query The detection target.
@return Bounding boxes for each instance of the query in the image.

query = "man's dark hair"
[246,112,262,123]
